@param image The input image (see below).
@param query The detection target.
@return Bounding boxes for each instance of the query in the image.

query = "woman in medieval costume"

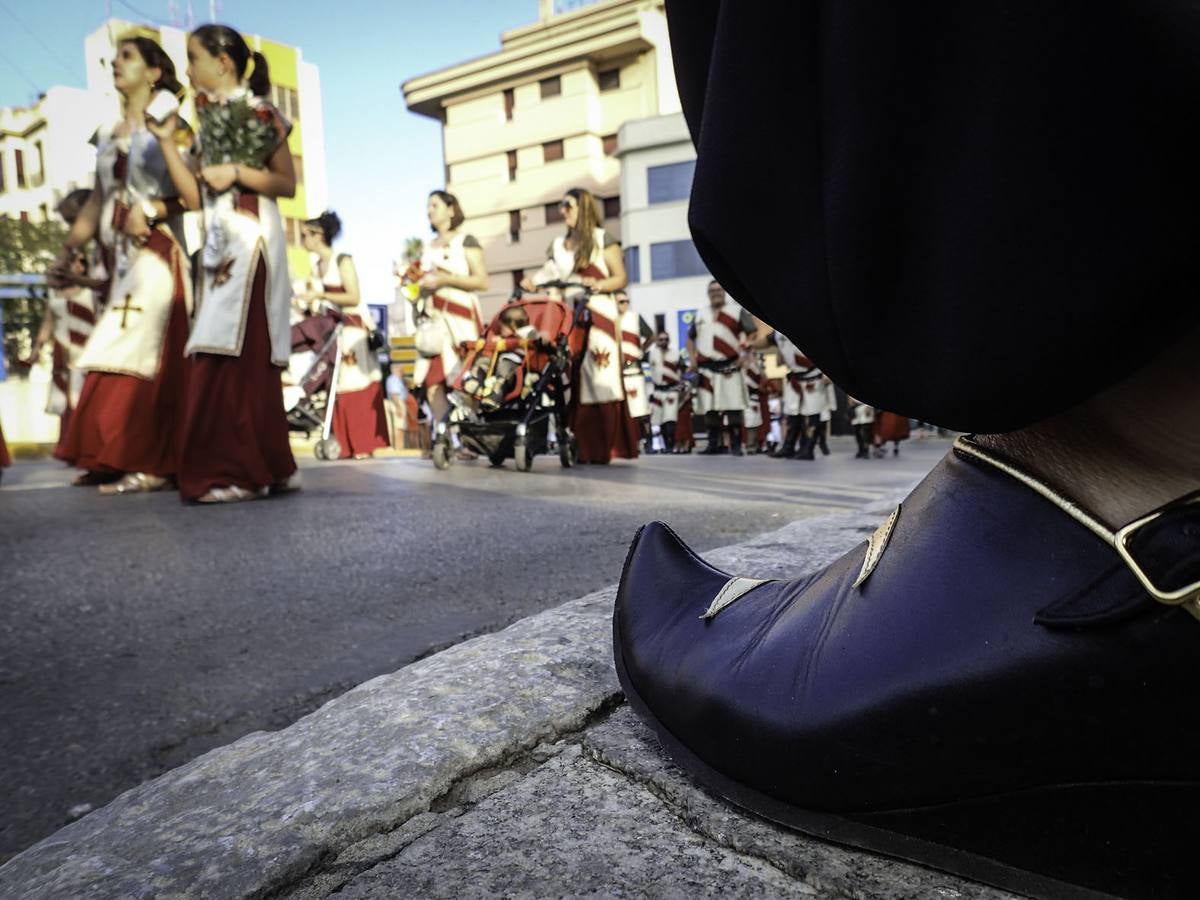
[402,190,488,437]
[524,188,636,464]
[176,24,299,503]
[299,211,389,459]
[52,32,197,495]
[614,3,1200,897]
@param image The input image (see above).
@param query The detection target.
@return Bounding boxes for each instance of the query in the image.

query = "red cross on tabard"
[114,294,143,329]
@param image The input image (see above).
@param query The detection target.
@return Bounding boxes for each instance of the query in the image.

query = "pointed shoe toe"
[613,439,1200,899]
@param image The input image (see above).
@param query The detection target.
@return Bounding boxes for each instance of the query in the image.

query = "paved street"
[0,436,949,863]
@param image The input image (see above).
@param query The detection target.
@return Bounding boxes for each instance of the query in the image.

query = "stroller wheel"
[514,440,533,473]
[315,437,341,461]
[559,436,577,468]
[432,440,453,471]
[488,451,507,468]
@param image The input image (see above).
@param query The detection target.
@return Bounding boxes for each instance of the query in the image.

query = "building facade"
[402,0,680,318]
[0,87,98,224]
[83,18,328,276]
[614,111,715,348]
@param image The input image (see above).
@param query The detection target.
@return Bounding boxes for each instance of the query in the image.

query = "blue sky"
[0,0,540,300]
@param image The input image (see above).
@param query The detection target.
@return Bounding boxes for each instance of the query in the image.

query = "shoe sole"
[613,596,1194,899]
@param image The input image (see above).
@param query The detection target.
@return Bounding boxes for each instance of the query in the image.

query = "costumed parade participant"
[688,281,754,456]
[299,211,388,459]
[762,329,823,460]
[524,188,635,464]
[177,24,298,503]
[873,408,911,457]
[28,190,100,460]
[848,397,875,459]
[616,290,653,453]
[648,331,681,453]
[54,32,197,495]
[742,349,768,453]
[614,4,1200,897]
[402,190,488,436]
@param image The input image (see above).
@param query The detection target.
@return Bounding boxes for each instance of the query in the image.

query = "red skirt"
[58,290,190,478]
[331,381,389,458]
[676,399,696,449]
[0,419,11,468]
[177,262,297,501]
[574,400,640,464]
[875,411,912,443]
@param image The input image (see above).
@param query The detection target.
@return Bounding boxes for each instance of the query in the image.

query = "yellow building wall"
[253,37,310,279]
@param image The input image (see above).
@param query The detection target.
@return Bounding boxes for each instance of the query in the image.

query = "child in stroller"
[458,304,539,411]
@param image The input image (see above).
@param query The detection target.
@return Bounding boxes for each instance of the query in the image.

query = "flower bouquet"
[195,92,279,169]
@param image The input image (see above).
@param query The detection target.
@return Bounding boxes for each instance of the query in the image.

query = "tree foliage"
[0,216,66,371]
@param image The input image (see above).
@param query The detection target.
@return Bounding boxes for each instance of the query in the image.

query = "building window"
[293,155,304,186]
[270,85,300,121]
[543,140,563,163]
[650,239,707,281]
[0,150,6,193]
[545,201,564,225]
[624,246,640,283]
[15,149,25,188]
[507,149,518,182]
[503,88,514,121]
[603,196,620,219]
[512,270,525,292]
[39,203,48,221]
[19,210,28,222]
[509,210,521,242]
[602,133,618,156]
[598,68,620,92]
[539,75,561,100]
[647,160,696,205]
[34,141,45,187]
[654,313,666,335]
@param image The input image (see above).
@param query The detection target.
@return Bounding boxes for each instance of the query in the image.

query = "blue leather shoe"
[613,437,1200,899]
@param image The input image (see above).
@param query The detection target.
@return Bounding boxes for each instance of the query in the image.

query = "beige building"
[402,0,680,318]
[0,87,99,223]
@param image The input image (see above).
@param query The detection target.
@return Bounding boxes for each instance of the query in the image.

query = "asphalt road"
[0,436,949,863]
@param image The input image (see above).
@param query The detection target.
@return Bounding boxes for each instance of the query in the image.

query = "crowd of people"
[0,24,916,492]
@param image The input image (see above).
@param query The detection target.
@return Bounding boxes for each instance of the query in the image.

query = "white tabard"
[412,233,483,387]
[186,93,293,366]
[315,252,381,395]
[620,310,649,419]
[775,333,827,417]
[580,293,626,405]
[648,345,681,426]
[743,352,764,430]
[77,125,190,381]
[694,303,749,414]
[45,287,96,413]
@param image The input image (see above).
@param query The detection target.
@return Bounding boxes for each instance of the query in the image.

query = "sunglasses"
[558,200,577,210]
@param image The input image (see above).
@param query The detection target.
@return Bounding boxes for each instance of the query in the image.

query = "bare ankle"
[976,328,1199,528]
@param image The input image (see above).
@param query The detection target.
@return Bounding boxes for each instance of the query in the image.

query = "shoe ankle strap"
[955,437,1200,619]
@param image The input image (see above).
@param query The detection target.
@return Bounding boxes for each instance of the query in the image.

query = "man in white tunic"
[648,332,682,453]
[688,281,755,456]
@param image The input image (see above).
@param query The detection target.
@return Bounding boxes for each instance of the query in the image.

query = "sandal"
[270,472,303,495]
[73,471,120,487]
[98,473,169,495]
[196,485,268,504]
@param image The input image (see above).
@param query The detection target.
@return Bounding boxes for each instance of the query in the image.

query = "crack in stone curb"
[273,695,626,899]
[575,719,831,896]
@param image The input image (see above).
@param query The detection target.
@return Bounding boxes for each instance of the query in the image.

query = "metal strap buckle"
[1113,494,1200,607]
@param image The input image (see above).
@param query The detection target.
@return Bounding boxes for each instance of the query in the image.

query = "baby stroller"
[284,303,352,461]
[431,284,585,472]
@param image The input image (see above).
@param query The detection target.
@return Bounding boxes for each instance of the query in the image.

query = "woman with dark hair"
[51,30,198,494]
[299,211,389,458]
[401,190,487,426]
[176,24,298,503]
[614,3,1200,896]
[523,187,635,464]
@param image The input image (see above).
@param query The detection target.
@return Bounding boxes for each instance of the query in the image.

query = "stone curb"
[0,499,903,899]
